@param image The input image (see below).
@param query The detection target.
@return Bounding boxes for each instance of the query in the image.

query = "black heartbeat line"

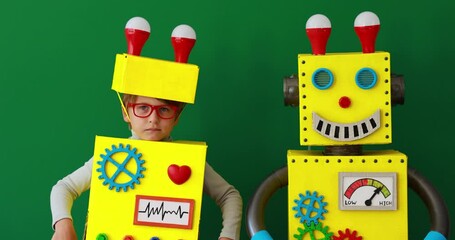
[139,202,189,220]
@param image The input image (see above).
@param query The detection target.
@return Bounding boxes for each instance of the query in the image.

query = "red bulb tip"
[306,14,331,55]
[354,11,380,53]
[124,17,151,56]
[171,24,196,63]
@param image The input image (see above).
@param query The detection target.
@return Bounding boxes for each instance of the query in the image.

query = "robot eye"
[355,68,377,89]
[312,68,333,90]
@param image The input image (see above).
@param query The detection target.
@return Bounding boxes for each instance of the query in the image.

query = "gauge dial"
[339,172,397,210]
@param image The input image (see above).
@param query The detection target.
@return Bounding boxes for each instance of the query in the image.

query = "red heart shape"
[167,164,192,185]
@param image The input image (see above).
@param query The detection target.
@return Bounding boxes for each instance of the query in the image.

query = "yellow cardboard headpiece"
[112,17,199,104]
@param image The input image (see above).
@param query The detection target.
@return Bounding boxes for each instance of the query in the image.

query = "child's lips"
[146,128,160,132]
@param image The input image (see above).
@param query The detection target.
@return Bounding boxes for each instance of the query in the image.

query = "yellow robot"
[246,11,449,240]
[84,17,207,240]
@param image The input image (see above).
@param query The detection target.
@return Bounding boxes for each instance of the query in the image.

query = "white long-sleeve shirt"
[50,135,242,239]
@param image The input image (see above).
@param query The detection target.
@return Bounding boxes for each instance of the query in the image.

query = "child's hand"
[51,218,77,240]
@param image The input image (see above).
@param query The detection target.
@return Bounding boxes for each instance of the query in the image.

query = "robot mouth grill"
[313,110,381,141]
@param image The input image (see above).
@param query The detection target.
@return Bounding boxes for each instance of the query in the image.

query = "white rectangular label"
[134,195,194,229]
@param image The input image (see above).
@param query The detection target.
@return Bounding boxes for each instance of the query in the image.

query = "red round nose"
[339,96,351,108]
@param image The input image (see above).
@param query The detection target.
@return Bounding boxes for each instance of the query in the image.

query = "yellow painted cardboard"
[86,135,207,240]
[288,150,408,239]
[298,52,392,146]
[112,54,199,103]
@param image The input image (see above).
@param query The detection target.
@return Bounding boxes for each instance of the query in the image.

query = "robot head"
[112,17,200,104]
[297,12,396,146]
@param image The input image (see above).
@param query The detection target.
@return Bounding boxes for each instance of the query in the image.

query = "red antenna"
[124,17,151,56]
[171,24,196,63]
[354,11,380,53]
[306,14,331,55]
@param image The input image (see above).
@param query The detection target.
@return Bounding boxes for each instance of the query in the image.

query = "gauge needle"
[365,186,383,206]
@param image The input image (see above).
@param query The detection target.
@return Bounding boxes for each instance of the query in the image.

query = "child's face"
[123,96,179,141]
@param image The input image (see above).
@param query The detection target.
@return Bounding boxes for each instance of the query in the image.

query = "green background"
[1,0,453,239]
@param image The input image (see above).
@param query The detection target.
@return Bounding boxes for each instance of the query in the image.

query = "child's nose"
[148,110,160,122]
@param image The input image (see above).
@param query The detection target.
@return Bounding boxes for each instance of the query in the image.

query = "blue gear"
[292,190,328,226]
[96,143,146,192]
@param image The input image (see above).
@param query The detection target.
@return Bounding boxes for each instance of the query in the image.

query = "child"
[50,93,243,240]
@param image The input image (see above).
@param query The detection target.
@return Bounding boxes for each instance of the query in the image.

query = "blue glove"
[424,231,446,240]
[251,230,273,240]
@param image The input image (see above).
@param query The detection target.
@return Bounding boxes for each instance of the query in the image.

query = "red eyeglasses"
[127,103,178,119]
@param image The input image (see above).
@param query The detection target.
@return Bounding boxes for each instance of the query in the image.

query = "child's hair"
[121,94,186,117]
